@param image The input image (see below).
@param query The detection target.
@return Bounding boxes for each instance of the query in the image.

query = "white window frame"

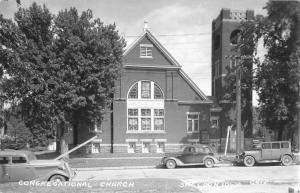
[91,142,101,154]
[210,116,219,128]
[141,81,151,99]
[140,44,153,58]
[127,81,165,133]
[128,82,138,99]
[127,108,165,132]
[156,142,165,153]
[128,109,139,131]
[127,81,164,100]
[154,109,164,131]
[127,142,137,153]
[142,142,150,153]
[91,138,102,154]
[141,109,151,131]
[186,112,200,133]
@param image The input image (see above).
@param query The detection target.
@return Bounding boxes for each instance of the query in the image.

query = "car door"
[178,147,196,164]
[271,142,281,160]
[0,156,10,182]
[261,143,272,160]
[8,156,36,182]
[192,147,208,164]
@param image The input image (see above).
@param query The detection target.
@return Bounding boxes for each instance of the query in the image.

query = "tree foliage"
[224,1,300,141]
[255,1,300,140]
[0,3,55,147]
[0,3,126,151]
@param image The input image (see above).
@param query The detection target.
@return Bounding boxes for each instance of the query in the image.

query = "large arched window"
[127,81,163,99]
[127,81,164,132]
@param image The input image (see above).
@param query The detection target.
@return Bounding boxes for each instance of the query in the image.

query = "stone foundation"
[67,138,253,155]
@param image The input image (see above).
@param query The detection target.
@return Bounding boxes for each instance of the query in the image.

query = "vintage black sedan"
[161,144,220,169]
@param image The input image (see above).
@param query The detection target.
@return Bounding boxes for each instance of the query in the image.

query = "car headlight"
[239,152,245,158]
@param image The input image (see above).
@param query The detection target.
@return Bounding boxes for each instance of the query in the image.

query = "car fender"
[165,157,185,166]
[244,151,260,160]
[202,155,219,164]
[280,154,293,160]
[37,169,70,181]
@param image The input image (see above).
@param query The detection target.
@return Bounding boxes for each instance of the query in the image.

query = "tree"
[50,7,125,154]
[0,3,125,155]
[0,3,55,148]
[255,1,300,141]
[223,1,300,143]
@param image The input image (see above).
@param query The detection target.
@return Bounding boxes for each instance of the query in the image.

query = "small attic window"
[140,44,153,58]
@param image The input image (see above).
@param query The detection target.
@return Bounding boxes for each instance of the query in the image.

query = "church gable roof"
[123,29,208,101]
[123,29,180,67]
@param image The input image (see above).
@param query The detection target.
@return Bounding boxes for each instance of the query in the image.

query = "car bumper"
[68,169,77,180]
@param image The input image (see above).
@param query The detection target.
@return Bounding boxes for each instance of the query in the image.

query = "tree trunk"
[60,132,69,158]
[58,123,69,158]
[277,127,283,141]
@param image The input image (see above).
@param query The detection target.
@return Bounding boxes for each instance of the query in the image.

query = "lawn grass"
[0,178,199,193]
[68,157,161,168]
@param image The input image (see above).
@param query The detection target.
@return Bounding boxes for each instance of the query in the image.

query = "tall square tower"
[211,9,255,151]
[211,8,254,100]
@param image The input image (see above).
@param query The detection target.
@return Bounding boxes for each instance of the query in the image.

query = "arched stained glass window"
[128,83,138,99]
[154,84,163,99]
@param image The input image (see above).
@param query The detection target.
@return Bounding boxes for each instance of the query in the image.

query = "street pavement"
[73,165,300,193]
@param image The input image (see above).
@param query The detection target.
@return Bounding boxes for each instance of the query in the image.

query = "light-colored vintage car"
[0,150,75,183]
[235,141,295,167]
[161,144,220,169]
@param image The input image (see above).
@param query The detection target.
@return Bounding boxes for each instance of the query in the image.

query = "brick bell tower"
[211,8,255,151]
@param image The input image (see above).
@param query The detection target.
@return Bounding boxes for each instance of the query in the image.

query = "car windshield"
[252,144,261,150]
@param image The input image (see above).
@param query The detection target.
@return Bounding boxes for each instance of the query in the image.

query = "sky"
[0,0,268,96]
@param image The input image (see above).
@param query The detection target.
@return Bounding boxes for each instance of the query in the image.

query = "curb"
[75,165,156,171]
[74,163,233,171]
[71,157,161,160]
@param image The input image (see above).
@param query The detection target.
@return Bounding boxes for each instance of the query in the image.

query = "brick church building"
[71,8,255,154]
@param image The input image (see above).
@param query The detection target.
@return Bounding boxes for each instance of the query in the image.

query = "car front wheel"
[281,155,292,166]
[166,159,176,169]
[243,156,255,167]
[204,158,214,168]
[49,175,67,182]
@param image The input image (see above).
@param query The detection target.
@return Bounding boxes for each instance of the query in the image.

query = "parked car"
[235,141,295,167]
[0,150,75,183]
[161,144,220,169]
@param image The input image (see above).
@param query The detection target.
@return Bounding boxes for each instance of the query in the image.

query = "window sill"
[89,130,103,134]
[140,56,153,59]
[126,130,166,134]
[187,131,199,134]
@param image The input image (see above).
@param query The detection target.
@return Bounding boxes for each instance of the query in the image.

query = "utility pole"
[298,81,300,151]
[297,11,300,152]
[236,57,242,155]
